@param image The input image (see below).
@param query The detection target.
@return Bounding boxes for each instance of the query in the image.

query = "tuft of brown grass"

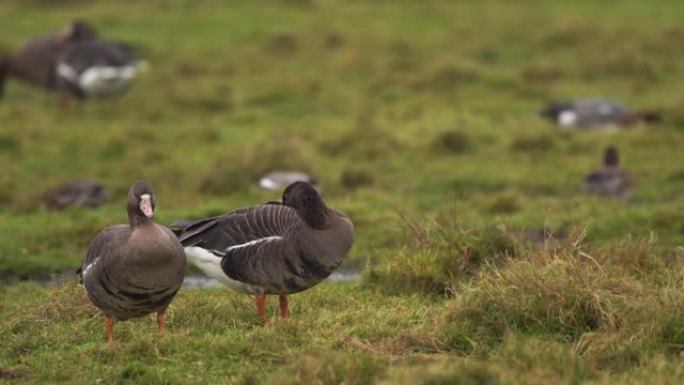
[364,218,519,297]
[431,130,473,155]
[413,62,480,93]
[34,279,94,322]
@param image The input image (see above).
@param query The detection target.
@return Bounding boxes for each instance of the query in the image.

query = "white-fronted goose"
[79,181,186,342]
[258,171,320,191]
[171,182,355,323]
[540,98,660,129]
[583,146,633,201]
[56,40,144,101]
[43,179,110,210]
[0,20,97,97]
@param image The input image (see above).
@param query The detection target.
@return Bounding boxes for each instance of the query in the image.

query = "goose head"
[57,20,97,43]
[127,180,156,226]
[282,181,328,229]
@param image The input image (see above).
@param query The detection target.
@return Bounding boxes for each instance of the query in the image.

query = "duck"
[258,171,320,191]
[0,20,97,97]
[171,181,355,323]
[42,179,110,210]
[79,181,186,342]
[540,98,660,129]
[55,40,145,102]
[583,146,633,201]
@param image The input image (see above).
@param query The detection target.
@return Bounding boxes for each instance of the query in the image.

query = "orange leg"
[256,294,267,324]
[105,316,114,342]
[59,91,70,110]
[279,295,289,318]
[157,311,166,333]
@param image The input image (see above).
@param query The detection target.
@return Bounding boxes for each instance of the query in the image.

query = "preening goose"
[540,98,660,129]
[79,181,186,342]
[171,182,355,323]
[583,146,633,201]
[0,20,97,97]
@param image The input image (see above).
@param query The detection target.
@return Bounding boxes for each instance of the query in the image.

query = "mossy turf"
[1,0,684,383]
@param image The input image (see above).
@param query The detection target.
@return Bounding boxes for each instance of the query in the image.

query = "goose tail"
[169,219,199,237]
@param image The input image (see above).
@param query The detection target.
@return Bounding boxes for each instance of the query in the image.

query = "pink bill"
[140,199,153,218]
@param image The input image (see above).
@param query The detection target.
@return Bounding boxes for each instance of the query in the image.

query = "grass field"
[1,0,684,383]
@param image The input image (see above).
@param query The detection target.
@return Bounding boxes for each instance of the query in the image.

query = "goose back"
[541,98,631,128]
[56,40,136,98]
[7,34,65,89]
[176,201,355,295]
[583,147,632,201]
[583,169,632,201]
[572,99,630,127]
[43,179,109,210]
[5,21,97,90]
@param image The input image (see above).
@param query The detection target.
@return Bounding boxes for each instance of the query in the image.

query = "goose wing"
[177,203,329,293]
[79,225,128,279]
[174,202,300,252]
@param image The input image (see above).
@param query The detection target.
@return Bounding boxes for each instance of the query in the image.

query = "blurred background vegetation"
[1,0,684,384]
[1,0,682,279]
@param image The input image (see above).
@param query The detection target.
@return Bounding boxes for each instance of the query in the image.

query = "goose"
[171,182,355,323]
[258,171,320,191]
[79,181,186,342]
[43,179,110,210]
[540,98,660,129]
[583,146,633,201]
[0,20,97,97]
[55,40,146,102]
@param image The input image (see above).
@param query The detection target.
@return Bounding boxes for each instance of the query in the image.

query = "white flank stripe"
[82,260,98,278]
[79,65,137,97]
[57,63,79,82]
[226,236,282,252]
[184,246,262,294]
[558,111,578,127]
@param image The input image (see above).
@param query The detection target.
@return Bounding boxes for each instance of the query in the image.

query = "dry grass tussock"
[438,234,684,371]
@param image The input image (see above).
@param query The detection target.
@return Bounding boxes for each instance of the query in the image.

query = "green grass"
[2,0,684,383]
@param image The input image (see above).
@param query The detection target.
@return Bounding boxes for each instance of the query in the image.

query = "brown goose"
[79,181,186,342]
[42,179,110,210]
[0,20,97,97]
[583,146,633,201]
[171,182,355,323]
